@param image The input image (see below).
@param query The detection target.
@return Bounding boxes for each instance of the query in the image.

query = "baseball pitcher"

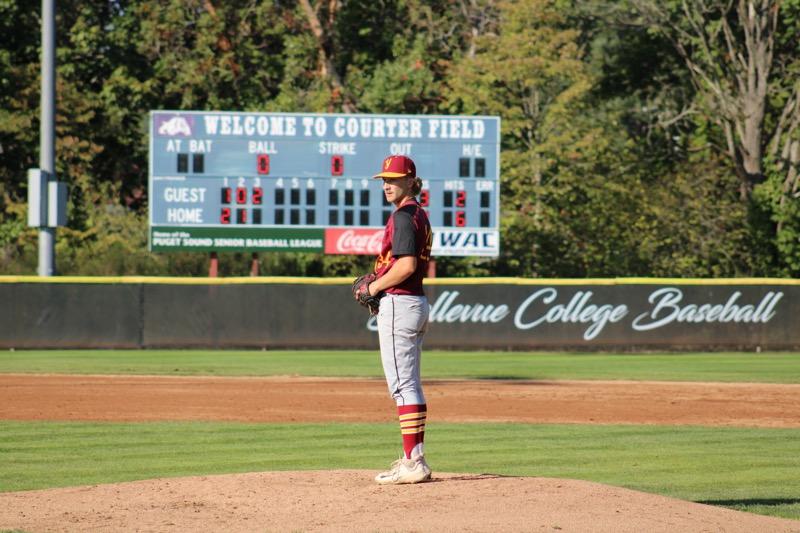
[352,155,433,484]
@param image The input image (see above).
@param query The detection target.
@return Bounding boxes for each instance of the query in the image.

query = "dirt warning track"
[2,374,799,427]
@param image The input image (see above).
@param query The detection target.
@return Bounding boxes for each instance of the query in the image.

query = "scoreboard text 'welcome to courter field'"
[148,111,500,256]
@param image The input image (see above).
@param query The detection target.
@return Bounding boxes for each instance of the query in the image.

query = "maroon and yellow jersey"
[374,199,433,296]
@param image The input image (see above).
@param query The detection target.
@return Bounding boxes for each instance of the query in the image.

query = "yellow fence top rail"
[0,276,798,286]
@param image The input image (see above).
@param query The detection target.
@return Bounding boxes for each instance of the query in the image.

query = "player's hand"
[352,273,382,315]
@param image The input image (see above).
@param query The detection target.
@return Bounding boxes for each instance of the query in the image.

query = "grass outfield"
[1,349,799,382]
[1,420,799,520]
[1,350,799,521]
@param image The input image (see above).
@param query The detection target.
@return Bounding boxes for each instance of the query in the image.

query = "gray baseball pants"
[377,294,429,406]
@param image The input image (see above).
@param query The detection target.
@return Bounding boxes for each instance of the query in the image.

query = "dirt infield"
[1,374,799,427]
[3,471,800,533]
[2,374,800,532]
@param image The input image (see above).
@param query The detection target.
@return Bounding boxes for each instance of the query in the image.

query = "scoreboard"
[148,111,500,256]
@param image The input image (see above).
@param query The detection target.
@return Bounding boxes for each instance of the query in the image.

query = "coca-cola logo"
[325,228,383,254]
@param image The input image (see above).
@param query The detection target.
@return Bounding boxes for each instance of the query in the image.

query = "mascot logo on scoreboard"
[156,115,193,137]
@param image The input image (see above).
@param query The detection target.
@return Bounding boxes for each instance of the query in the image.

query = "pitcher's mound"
[2,470,798,532]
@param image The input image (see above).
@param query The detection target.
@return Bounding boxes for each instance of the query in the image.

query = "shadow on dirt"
[697,498,800,507]
[426,474,509,483]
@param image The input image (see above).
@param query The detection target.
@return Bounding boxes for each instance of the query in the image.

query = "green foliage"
[619,0,800,275]
[753,171,800,276]
[445,0,651,276]
[1,0,798,277]
[639,156,764,277]
[356,36,441,113]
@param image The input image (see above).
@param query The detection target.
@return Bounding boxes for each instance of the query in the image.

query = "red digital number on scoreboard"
[257,154,270,175]
[420,189,430,207]
[236,187,247,204]
[221,187,232,204]
[331,155,344,176]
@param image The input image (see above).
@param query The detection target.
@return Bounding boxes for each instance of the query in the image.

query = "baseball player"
[361,155,433,484]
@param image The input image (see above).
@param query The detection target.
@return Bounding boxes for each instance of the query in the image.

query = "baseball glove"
[352,273,382,315]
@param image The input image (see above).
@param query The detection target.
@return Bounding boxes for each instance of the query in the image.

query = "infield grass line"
[1,421,798,520]
[1,350,799,383]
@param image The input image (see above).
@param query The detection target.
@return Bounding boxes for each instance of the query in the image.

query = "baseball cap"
[372,155,416,179]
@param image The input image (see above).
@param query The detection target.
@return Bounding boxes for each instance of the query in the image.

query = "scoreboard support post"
[209,252,219,278]
[250,253,260,277]
[205,251,260,277]
[427,259,436,279]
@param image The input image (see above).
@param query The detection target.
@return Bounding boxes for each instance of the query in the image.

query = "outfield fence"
[1,277,798,350]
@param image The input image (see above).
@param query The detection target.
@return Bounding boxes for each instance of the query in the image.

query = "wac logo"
[157,115,193,136]
[437,230,494,248]
[433,229,499,256]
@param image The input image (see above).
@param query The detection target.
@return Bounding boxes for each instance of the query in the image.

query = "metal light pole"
[38,0,56,276]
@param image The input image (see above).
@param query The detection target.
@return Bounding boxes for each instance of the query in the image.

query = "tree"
[1,0,794,276]
[444,0,653,276]
[628,0,800,274]
[630,0,798,195]
[297,0,357,111]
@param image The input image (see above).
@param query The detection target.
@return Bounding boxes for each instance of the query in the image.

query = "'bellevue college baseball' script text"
[367,287,783,341]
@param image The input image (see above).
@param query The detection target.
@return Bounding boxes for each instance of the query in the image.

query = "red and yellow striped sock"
[398,404,427,459]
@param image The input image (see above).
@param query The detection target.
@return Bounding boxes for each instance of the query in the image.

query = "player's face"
[382,177,412,206]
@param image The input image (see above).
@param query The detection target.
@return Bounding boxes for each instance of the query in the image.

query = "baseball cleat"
[374,455,432,485]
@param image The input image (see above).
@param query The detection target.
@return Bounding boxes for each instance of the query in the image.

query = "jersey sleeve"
[391,208,417,256]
